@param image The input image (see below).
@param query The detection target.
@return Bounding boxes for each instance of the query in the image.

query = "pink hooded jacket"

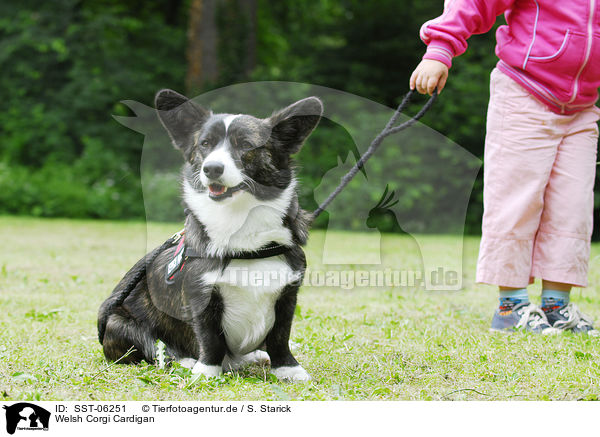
[421,0,600,114]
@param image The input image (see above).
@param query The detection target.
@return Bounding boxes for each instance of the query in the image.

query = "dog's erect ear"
[269,97,323,154]
[155,89,210,151]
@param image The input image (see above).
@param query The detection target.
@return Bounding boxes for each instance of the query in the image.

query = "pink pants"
[476,68,600,288]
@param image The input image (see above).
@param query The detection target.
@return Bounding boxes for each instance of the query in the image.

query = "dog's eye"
[200,140,210,147]
[240,140,254,150]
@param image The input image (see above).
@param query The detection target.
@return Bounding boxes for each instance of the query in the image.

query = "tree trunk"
[239,0,257,76]
[185,0,219,94]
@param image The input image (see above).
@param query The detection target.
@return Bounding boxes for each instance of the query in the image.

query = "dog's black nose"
[203,162,224,179]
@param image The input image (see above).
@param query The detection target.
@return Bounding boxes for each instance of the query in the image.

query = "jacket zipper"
[566,0,596,112]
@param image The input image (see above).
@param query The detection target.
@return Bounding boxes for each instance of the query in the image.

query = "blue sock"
[499,288,529,311]
[541,289,570,312]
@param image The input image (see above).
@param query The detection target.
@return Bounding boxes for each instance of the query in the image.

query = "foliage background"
[1,0,594,236]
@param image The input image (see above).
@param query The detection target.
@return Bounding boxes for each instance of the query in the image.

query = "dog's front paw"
[271,365,311,382]
[192,362,222,378]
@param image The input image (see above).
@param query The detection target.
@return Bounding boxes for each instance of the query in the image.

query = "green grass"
[1,216,599,401]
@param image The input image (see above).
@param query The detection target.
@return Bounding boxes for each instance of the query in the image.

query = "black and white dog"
[97,89,322,381]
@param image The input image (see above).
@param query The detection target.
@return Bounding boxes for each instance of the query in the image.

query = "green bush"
[0,162,144,219]
[0,0,185,220]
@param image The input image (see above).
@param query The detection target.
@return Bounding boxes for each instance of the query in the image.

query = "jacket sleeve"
[420,0,515,67]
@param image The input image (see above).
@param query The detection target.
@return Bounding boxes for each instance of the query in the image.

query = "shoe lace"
[515,304,549,330]
[558,303,594,330]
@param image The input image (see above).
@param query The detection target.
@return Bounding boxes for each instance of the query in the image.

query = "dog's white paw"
[178,358,197,369]
[222,350,271,372]
[191,362,222,377]
[248,350,271,365]
[271,365,311,382]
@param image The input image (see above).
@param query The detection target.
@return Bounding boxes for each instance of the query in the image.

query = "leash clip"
[171,229,185,243]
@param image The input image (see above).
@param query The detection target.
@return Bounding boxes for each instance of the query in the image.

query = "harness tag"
[165,236,186,284]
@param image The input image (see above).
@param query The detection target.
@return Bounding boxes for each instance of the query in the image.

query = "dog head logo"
[3,403,50,435]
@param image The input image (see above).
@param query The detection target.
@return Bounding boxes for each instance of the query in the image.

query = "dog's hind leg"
[221,350,271,372]
[101,311,156,364]
[178,358,197,369]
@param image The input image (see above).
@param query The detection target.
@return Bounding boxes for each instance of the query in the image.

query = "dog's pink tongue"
[209,184,227,196]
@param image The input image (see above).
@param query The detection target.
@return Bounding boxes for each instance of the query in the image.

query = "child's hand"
[410,60,449,95]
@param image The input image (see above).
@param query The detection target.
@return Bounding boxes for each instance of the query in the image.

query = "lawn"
[0,216,599,401]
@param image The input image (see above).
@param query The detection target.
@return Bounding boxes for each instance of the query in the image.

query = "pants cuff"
[531,230,590,287]
[477,232,590,288]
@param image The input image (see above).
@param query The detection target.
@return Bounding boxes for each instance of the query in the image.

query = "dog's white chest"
[202,257,300,356]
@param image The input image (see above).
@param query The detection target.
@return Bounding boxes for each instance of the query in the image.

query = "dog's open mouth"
[208,183,244,201]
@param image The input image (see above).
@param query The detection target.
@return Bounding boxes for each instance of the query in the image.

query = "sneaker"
[490,302,558,334]
[544,303,599,336]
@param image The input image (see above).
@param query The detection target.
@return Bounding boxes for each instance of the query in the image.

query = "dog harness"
[165,230,291,284]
